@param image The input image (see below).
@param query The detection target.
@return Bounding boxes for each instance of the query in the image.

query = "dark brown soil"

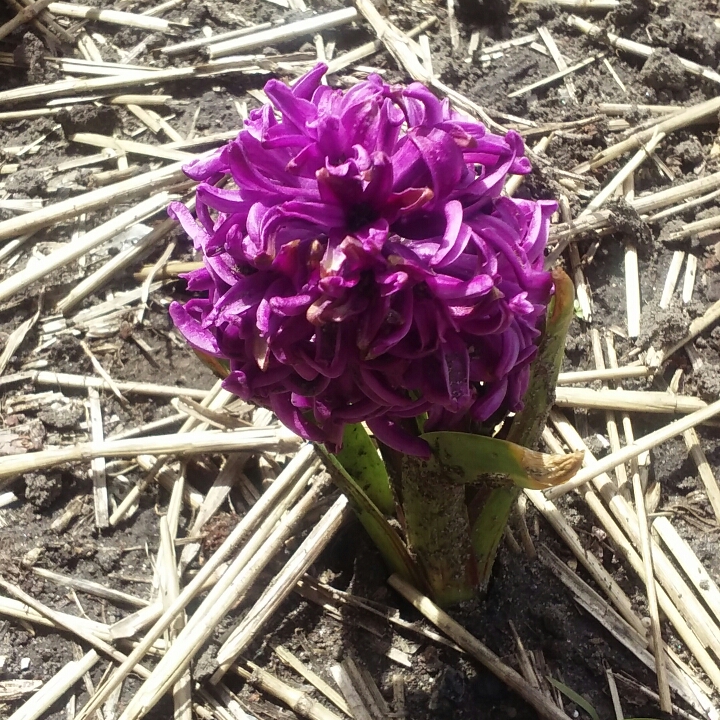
[1,0,720,718]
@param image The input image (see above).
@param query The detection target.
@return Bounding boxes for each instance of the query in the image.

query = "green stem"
[398,452,477,605]
[470,268,576,584]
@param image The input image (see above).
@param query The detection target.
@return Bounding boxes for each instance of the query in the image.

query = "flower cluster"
[169,64,554,456]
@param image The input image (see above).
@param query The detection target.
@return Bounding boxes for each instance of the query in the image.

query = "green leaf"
[469,486,518,583]
[546,677,600,720]
[315,443,424,589]
[508,266,575,448]
[335,424,394,515]
[193,350,230,380]
[420,431,583,490]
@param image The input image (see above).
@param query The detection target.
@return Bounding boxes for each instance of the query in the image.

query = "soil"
[1,0,720,719]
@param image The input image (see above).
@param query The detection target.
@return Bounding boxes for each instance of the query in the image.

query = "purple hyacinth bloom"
[169,64,554,458]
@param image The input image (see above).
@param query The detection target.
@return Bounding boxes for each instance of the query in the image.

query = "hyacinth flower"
[170,64,582,605]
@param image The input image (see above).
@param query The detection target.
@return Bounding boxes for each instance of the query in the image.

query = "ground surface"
[1,0,720,718]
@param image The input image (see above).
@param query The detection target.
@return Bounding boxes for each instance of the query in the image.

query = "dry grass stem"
[295,577,463,652]
[656,296,720,364]
[8,650,99,720]
[3,0,69,47]
[683,254,697,304]
[0,426,298,484]
[447,0,459,49]
[583,131,664,214]
[46,2,180,31]
[0,162,184,242]
[582,482,720,693]
[0,370,209,400]
[0,595,146,644]
[527,479,644,635]
[568,15,720,85]
[559,196,592,322]
[653,517,720,628]
[325,16,437,74]
[388,575,571,720]
[633,170,720,213]
[607,668,624,719]
[0,308,40,377]
[356,0,430,84]
[214,495,350,675]
[580,95,720,171]
[109,382,232,523]
[647,188,720,223]
[74,444,317,720]
[589,330,628,490]
[538,26,578,104]
[273,645,352,717]
[659,250,685,309]
[547,397,720,498]
[599,103,683,115]
[328,666,372,720]
[0,59,292,106]
[32,567,148,607]
[550,171,720,244]
[508,53,602,98]
[0,108,60,121]
[70,133,193,162]
[664,213,720,242]
[556,366,649,384]
[158,517,193,720]
[625,242,640,338]
[0,0,53,42]
[178,454,247,572]
[0,680,43,702]
[56,214,179,315]
[548,411,720,689]
[86,387,108,528]
[539,546,706,711]
[554,386,706,414]
[603,57,627,94]
[521,0,618,6]
[0,578,152,678]
[682,428,720,523]
[508,620,541,688]
[115,479,327,720]
[615,674,710,720]
[236,662,344,720]
[630,458,672,710]
[207,8,357,59]
[161,20,274,55]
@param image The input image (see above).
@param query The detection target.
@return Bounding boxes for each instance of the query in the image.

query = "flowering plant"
[170,65,581,604]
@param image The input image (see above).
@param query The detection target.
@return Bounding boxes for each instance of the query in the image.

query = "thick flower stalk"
[169,63,554,457]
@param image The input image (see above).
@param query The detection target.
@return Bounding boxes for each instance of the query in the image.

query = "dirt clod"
[57,106,119,138]
[23,472,63,509]
[640,48,687,92]
[38,401,84,430]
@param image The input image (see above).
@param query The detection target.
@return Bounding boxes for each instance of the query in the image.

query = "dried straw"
[214,495,351,675]
[46,2,181,31]
[0,162,185,242]
[0,426,298,485]
[0,192,172,303]
[207,8,357,59]
[74,445,317,720]
[388,575,570,720]
[8,651,99,720]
